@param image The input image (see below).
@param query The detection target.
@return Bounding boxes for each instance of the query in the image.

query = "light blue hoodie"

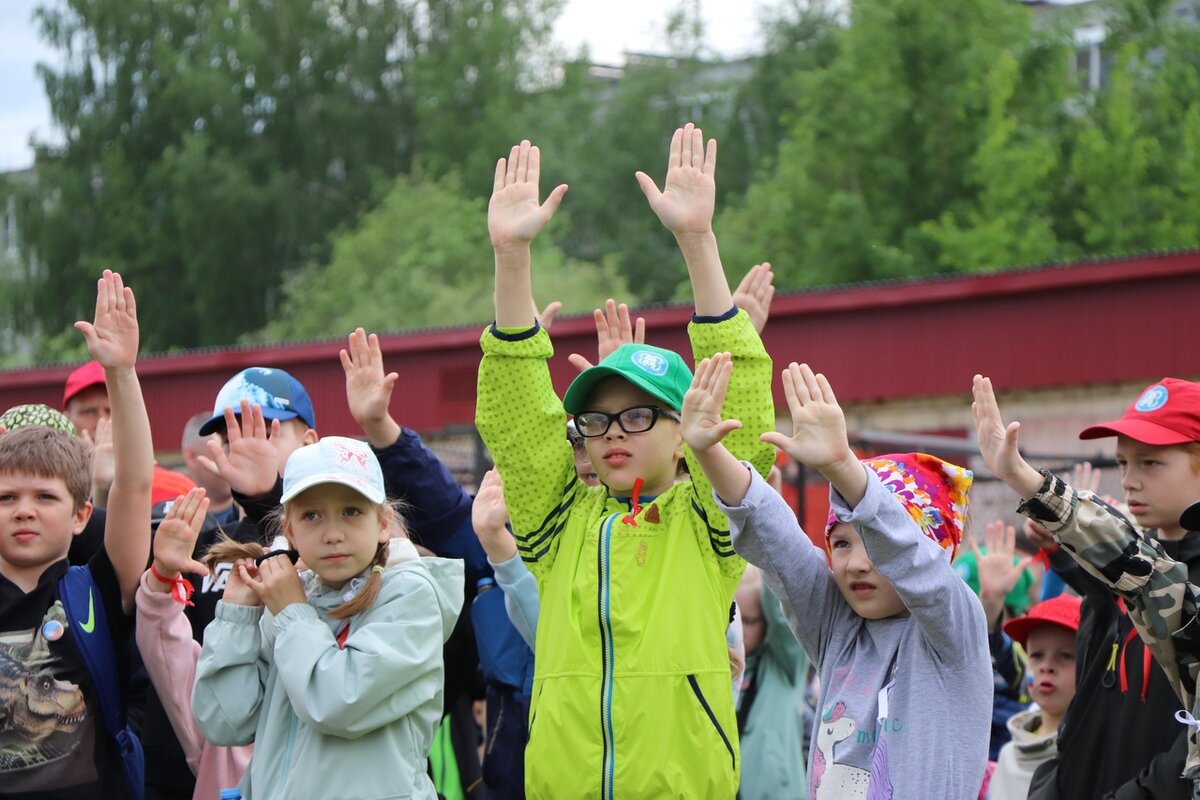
[193,540,464,800]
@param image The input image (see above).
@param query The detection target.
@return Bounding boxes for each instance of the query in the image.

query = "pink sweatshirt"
[135,571,252,800]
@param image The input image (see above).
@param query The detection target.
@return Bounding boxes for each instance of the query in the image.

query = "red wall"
[0,251,1197,451]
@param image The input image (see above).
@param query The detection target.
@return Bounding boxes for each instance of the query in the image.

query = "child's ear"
[302,428,318,446]
[376,505,393,544]
[71,500,94,536]
[672,428,686,463]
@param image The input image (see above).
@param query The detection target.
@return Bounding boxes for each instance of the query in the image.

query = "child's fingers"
[517,140,532,182]
[779,364,804,421]
[492,157,506,195]
[541,184,567,216]
[506,144,520,184]
[668,126,683,169]
[222,405,242,443]
[703,136,717,175]
[268,418,281,441]
[967,533,984,561]
[527,143,540,186]
[182,558,210,577]
[814,371,837,406]
[632,316,645,344]
[796,363,821,405]
[634,171,661,202]
[338,348,354,374]
[594,305,611,341]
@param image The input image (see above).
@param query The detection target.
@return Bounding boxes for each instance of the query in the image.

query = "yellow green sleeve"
[475,324,580,580]
[684,309,775,583]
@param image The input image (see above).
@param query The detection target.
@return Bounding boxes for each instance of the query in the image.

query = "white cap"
[281,437,386,505]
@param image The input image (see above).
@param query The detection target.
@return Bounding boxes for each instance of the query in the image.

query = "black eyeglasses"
[573,405,680,438]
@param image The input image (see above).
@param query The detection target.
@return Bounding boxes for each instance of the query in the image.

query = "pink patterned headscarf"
[825,452,973,556]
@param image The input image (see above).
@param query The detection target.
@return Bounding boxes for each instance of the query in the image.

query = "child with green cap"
[475,126,775,799]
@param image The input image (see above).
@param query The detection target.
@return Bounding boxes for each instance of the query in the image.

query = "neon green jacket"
[476,309,775,800]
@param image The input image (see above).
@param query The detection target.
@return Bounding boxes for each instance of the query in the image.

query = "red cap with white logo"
[1078,378,1200,445]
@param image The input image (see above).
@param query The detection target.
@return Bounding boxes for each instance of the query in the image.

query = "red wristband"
[150,562,195,607]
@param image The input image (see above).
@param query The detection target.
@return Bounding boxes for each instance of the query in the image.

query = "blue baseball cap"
[198,367,316,436]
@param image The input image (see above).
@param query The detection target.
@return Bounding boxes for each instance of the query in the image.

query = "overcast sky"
[0,0,776,171]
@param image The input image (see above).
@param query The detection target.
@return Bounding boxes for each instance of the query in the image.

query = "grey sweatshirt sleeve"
[719,465,852,667]
[830,467,988,669]
[490,553,540,649]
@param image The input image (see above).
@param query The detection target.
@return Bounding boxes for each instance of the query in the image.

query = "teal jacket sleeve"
[271,572,447,740]
[192,601,268,747]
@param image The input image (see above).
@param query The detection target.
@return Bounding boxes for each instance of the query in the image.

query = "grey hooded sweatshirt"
[719,466,992,800]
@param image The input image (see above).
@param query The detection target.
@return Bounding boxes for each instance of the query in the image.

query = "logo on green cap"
[631,351,668,376]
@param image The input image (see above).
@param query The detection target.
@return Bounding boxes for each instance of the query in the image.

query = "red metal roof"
[1,251,1196,450]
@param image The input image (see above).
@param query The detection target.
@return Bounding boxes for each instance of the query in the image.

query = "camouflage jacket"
[1018,470,1200,793]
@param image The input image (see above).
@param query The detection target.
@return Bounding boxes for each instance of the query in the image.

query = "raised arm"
[75,270,153,612]
[488,140,568,328]
[973,374,1200,777]
[477,140,581,579]
[683,354,847,661]
[636,123,732,317]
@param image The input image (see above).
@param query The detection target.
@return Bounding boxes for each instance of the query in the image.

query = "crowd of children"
[0,125,1197,800]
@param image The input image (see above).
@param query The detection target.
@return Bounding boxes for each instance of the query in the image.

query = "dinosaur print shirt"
[0,549,132,799]
[722,466,993,800]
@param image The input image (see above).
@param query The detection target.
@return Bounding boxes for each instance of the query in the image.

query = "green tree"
[922,51,1067,271]
[16,0,561,356]
[719,0,1073,286]
[258,171,630,341]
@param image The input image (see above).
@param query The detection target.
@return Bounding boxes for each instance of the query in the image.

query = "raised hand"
[472,468,517,563]
[761,363,853,472]
[488,140,568,250]
[75,269,139,372]
[198,401,282,497]
[732,262,775,334]
[636,123,717,237]
[150,488,212,583]
[568,299,646,372]
[971,521,1034,602]
[245,550,308,615]
[971,375,1043,497]
[341,327,399,439]
[681,353,742,453]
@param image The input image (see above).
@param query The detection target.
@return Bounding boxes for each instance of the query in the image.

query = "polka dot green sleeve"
[684,309,775,583]
[475,325,578,579]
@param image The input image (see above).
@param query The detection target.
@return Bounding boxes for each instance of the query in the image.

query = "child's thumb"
[634,171,661,201]
[542,183,568,215]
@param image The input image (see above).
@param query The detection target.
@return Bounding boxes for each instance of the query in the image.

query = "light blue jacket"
[192,541,464,800]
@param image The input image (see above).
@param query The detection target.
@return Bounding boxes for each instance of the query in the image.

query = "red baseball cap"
[1002,593,1082,648]
[1078,378,1200,445]
[62,360,106,407]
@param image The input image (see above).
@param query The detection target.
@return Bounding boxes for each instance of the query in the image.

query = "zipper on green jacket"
[598,511,619,800]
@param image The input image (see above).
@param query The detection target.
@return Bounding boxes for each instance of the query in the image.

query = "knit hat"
[1079,378,1200,445]
[199,367,316,436]
[62,360,105,407]
[827,453,973,554]
[282,437,385,505]
[563,344,692,415]
[0,404,77,436]
[1002,593,1082,648]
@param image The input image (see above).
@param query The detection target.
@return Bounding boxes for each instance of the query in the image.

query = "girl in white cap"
[191,436,464,800]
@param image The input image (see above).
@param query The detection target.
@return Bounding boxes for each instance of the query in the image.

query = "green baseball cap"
[563,343,693,415]
[0,404,77,436]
